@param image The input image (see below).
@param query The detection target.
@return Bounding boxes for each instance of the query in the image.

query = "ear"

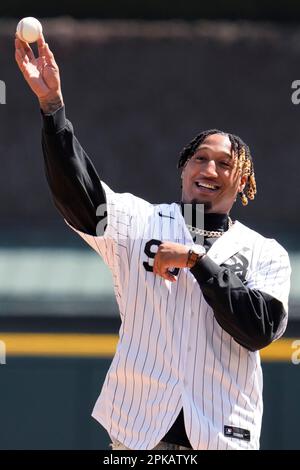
[238,175,247,193]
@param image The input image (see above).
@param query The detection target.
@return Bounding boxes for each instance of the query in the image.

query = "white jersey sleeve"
[246,238,291,340]
[65,181,152,270]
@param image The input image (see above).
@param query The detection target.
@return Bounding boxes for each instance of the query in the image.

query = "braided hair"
[177,129,257,205]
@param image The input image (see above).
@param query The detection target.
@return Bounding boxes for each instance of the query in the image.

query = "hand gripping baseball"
[15,33,63,109]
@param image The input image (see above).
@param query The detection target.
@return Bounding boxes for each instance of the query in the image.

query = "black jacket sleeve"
[41,106,105,236]
[190,255,286,351]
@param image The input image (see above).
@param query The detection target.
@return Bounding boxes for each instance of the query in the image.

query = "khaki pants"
[110,439,192,450]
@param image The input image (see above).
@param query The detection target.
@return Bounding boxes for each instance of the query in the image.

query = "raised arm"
[15,33,63,113]
[15,34,105,235]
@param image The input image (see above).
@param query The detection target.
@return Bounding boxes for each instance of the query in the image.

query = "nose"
[202,159,218,178]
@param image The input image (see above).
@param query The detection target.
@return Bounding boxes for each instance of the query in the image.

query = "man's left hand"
[153,241,189,282]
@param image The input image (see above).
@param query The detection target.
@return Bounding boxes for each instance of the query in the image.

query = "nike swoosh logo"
[158,211,175,219]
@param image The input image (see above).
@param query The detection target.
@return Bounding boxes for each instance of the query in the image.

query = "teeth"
[196,182,218,190]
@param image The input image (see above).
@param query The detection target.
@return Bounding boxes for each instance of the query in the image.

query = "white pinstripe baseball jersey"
[66,182,291,450]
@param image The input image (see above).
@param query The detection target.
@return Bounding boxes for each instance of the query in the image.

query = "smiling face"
[181,133,247,214]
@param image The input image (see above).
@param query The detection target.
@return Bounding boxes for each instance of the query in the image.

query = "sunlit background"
[0,1,300,450]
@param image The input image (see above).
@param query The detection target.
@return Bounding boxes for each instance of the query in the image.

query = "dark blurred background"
[0,1,300,451]
[3,0,300,22]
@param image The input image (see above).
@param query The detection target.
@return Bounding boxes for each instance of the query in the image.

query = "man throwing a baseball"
[15,33,291,450]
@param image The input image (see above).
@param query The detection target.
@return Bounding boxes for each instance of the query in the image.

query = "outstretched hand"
[15,33,62,104]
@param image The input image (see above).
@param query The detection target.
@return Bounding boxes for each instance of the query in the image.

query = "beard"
[190,198,213,213]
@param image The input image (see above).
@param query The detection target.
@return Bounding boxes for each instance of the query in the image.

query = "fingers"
[153,245,177,283]
[15,49,27,71]
[37,33,47,57]
[15,41,29,73]
[37,32,46,49]
[153,262,177,282]
[162,271,177,282]
[40,38,55,62]
[35,33,57,68]
[15,35,35,62]
[15,37,25,59]
[36,35,58,77]
[166,270,177,282]
[15,33,49,64]
[155,268,177,282]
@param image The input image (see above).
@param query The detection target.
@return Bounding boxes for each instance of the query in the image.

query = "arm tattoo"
[39,94,64,114]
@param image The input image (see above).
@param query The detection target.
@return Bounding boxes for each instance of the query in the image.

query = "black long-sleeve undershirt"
[190,256,285,351]
[42,105,106,234]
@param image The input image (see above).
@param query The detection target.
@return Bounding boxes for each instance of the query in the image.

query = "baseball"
[16,17,42,43]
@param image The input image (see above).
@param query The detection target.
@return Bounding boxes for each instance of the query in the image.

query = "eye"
[220,161,231,168]
[195,155,206,161]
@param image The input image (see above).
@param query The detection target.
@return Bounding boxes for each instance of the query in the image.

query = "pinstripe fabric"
[66,182,291,450]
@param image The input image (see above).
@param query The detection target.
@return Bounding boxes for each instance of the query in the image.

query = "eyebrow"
[196,145,232,159]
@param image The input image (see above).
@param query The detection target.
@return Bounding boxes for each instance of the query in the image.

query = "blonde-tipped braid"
[231,143,257,207]
[247,173,257,201]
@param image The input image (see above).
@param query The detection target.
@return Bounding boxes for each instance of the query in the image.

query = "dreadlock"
[177,129,257,206]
